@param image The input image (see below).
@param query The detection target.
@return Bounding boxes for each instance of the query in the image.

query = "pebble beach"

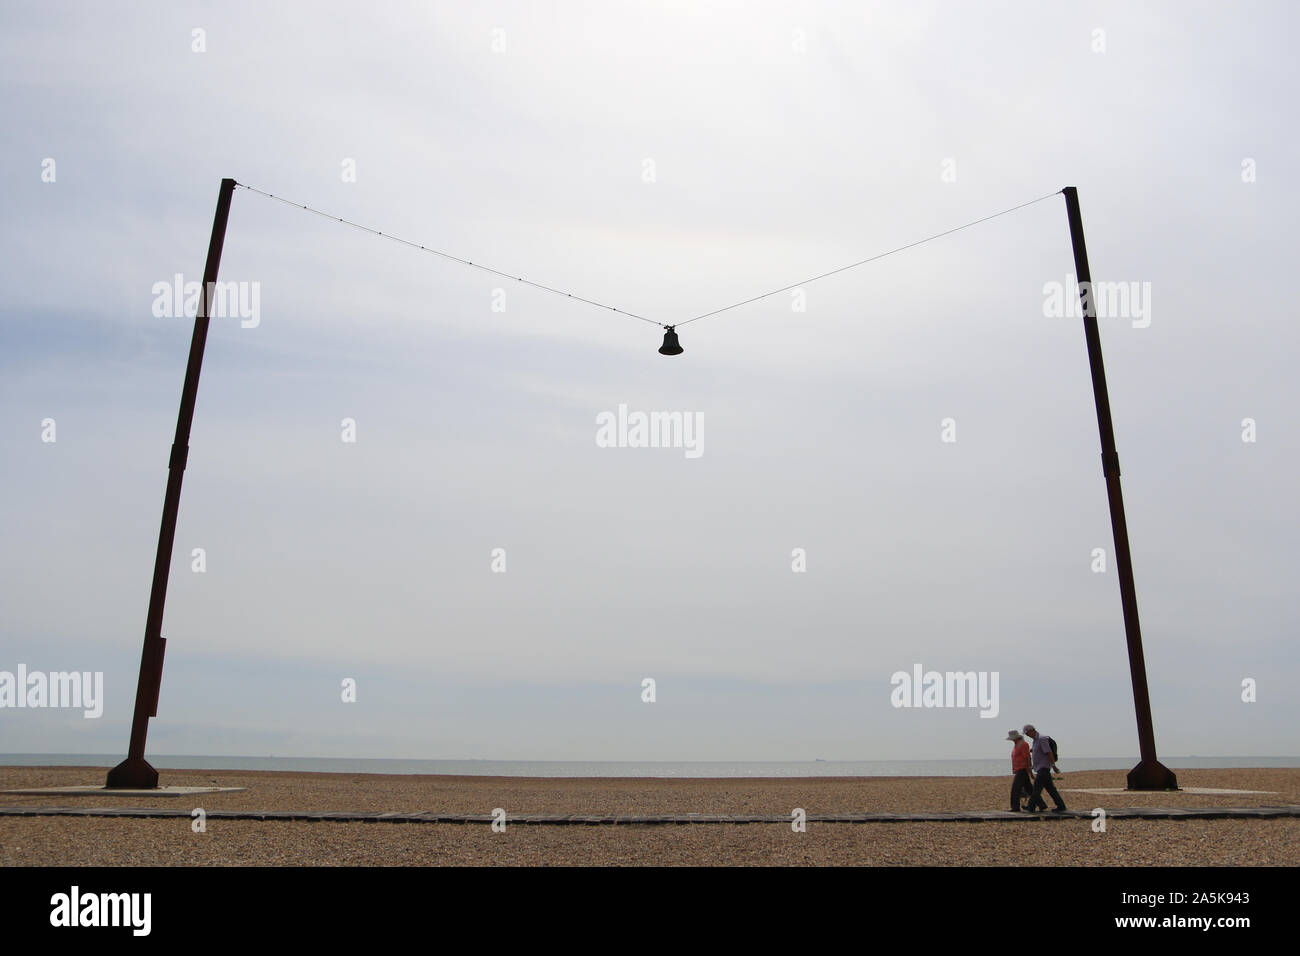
[2,765,1297,866]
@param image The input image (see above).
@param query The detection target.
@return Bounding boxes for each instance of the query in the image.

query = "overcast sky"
[1,1,1296,762]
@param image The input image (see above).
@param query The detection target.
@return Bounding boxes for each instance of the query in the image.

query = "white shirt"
[1030,734,1054,772]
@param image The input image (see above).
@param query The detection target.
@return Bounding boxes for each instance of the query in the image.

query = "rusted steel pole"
[1062,186,1177,791]
[106,178,237,789]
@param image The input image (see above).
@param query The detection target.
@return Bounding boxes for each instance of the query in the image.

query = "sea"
[3,754,1297,778]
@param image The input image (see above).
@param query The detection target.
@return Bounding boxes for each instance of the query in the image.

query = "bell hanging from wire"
[658,325,684,355]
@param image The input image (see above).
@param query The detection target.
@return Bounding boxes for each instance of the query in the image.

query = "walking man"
[1023,724,1067,813]
[1006,729,1034,811]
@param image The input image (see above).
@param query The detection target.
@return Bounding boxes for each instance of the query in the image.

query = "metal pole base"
[1127,759,1178,791]
[106,757,159,790]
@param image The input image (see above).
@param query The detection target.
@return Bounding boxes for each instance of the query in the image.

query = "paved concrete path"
[2,805,1298,825]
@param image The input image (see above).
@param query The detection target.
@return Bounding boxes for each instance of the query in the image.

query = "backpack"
[1044,736,1058,763]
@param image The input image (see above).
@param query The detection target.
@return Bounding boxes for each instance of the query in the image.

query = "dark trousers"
[1010,769,1034,810]
[1028,767,1066,810]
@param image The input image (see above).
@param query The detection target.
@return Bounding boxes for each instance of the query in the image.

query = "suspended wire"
[235,181,1061,333]
[675,190,1063,327]
[233,181,663,327]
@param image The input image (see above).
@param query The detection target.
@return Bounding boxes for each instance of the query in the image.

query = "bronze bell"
[658,325,684,355]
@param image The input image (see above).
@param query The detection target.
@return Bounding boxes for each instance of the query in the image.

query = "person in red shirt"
[1007,729,1034,811]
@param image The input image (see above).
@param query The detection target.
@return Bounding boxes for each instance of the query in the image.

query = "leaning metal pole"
[107,178,237,789]
[1062,186,1177,791]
